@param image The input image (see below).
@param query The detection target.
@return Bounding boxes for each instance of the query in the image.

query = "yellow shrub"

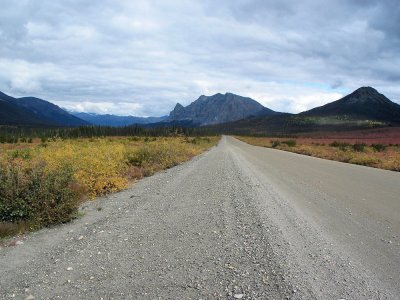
[35,137,218,198]
[0,136,218,236]
[125,138,203,175]
[38,139,128,198]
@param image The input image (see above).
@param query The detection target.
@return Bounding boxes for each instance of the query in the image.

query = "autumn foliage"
[238,135,400,171]
[0,136,218,236]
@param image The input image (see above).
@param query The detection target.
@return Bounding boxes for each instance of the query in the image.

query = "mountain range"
[0,91,167,127]
[1,87,400,132]
[72,112,167,127]
[0,92,88,127]
[210,87,400,134]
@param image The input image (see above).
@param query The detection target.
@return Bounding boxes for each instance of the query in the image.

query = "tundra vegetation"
[238,136,400,171]
[0,136,218,238]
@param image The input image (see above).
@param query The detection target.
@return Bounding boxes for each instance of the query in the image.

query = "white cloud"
[0,58,63,94]
[184,78,344,113]
[0,0,399,116]
[55,100,143,116]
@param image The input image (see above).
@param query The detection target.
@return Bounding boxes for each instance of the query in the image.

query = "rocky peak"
[169,103,186,119]
[168,92,277,125]
[173,103,184,110]
[344,86,389,105]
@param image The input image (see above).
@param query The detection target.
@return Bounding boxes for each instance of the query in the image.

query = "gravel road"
[1,136,399,299]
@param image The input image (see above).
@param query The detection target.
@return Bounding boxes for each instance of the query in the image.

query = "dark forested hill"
[0,91,89,127]
[0,92,54,126]
[15,97,89,126]
[301,87,400,123]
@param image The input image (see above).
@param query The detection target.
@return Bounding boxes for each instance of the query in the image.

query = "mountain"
[72,112,167,127]
[0,91,89,127]
[210,87,400,135]
[15,97,89,126]
[301,87,400,123]
[0,92,55,126]
[168,92,279,126]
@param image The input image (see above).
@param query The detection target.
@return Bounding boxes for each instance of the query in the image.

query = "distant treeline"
[0,125,218,142]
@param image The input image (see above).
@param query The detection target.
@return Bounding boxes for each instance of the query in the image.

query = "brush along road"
[1,136,399,299]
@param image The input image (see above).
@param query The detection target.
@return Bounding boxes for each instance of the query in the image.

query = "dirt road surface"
[1,136,399,299]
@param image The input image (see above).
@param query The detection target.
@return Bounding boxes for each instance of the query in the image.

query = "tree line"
[0,125,218,143]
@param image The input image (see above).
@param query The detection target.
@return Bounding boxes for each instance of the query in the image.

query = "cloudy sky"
[0,0,399,116]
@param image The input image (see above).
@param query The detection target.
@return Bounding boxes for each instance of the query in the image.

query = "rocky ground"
[1,136,399,299]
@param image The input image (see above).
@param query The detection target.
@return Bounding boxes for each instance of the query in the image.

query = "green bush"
[371,143,386,152]
[352,143,366,152]
[127,145,174,168]
[8,149,32,160]
[0,161,80,226]
[330,141,344,147]
[282,139,297,147]
[330,141,351,151]
[126,146,155,167]
[125,142,190,173]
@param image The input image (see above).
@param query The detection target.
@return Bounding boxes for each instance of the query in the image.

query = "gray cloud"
[0,0,399,116]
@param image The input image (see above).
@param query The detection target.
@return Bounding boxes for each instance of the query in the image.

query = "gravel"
[0,136,399,299]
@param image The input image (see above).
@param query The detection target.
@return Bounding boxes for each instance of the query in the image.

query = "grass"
[238,136,400,172]
[0,136,219,239]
